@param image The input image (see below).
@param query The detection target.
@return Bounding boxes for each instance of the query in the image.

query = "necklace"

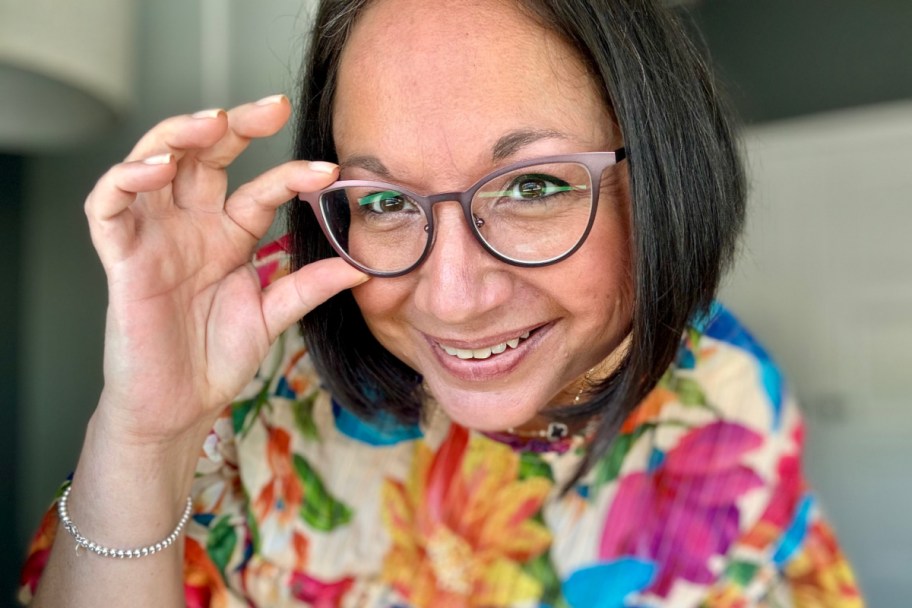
[504,367,594,440]
[504,421,571,440]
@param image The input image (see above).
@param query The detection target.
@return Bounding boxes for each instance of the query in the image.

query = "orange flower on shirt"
[785,521,863,608]
[254,426,303,525]
[621,385,677,434]
[17,507,58,603]
[184,537,229,608]
[381,425,553,608]
[703,584,751,608]
[252,425,309,570]
[282,347,315,397]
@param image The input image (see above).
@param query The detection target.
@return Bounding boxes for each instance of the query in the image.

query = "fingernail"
[192,108,224,119]
[142,153,173,165]
[308,161,338,174]
[255,94,286,106]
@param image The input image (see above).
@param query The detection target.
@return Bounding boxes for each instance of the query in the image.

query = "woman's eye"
[508,174,573,200]
[358,190,411,213]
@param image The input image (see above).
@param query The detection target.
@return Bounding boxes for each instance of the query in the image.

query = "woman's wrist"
[61,408,207,551]
[58,485,193,559]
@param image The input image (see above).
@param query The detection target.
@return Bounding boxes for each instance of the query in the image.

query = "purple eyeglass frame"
[298,148,626,277]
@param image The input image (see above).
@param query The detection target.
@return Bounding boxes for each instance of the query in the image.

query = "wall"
[689,0,912,123]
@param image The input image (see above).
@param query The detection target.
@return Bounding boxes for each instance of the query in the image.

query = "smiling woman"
[20,0,864,607]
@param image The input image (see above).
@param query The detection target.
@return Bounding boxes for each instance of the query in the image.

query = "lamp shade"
[0,0,135,151]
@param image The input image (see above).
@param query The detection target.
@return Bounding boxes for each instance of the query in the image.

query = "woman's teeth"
[441,331,531,360]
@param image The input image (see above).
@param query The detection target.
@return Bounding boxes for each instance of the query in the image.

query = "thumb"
[261,257,370,342]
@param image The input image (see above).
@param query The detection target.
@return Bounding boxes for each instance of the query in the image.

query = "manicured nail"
[255,94,286,106]
[192,108,224,119]
[142,153,173,165]
[308,161,338,174]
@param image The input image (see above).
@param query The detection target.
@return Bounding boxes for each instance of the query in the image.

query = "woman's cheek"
[351,279,419,366]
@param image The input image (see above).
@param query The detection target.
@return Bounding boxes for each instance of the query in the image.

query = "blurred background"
[1,0,909,605]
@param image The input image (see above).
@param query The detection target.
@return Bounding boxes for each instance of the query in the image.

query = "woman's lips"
[424,324,551,382]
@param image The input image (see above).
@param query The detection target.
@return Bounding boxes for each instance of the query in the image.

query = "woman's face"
[332,0,634,431]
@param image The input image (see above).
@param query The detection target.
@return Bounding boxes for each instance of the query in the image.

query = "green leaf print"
[290,390,320,440]
[591,424,655,490]
[523,552,569,608]
[688,326,703,351]
[207,516,238,583]
[519,451,555,482]
[293,453,354,531]
[231,382,270,437]
[670,376,708,407]
[246,500,261,555]
[231,333,287,436]
[724,559,760,587]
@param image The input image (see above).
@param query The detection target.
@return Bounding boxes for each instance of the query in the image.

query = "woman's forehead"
[339,0,583,80]
[332,0,616,180]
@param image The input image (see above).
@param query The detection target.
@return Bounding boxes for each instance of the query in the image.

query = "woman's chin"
[426,382,548,432]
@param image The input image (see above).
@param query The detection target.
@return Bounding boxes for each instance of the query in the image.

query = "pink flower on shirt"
[599,421,765,596]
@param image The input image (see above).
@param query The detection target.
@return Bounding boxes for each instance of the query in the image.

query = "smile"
[438,331,532,360]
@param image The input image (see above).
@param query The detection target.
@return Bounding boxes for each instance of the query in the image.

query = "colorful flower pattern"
[599,421,766,596]
[19,243,864,607]
[382,424,552,607]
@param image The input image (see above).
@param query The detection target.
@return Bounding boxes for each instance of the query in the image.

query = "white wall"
[722,101,912,605]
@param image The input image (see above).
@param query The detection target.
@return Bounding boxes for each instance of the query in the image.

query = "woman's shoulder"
[570,304,864,605]
[681,301,790,430]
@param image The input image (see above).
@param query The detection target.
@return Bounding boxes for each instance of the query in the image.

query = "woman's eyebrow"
[339,155,392,179]
[340,128,567,177]
[491,128,567,161]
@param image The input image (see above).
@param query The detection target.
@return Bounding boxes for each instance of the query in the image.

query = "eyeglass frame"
[298,148,627,278]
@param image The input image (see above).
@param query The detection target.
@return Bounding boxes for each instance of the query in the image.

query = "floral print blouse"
[19,239,864,607]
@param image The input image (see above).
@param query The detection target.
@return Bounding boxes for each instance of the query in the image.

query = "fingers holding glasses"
[168,95,294,214]
[119,96,293,218]
[224,159,339,240]
[260,257,370,343]
[87,95,296,260]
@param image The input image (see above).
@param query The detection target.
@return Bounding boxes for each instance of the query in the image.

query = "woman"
[21,0,863,606]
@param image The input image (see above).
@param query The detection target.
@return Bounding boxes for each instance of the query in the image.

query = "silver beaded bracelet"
[57,485,193,559]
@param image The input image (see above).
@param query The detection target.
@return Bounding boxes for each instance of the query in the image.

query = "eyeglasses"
[299,149,626,277]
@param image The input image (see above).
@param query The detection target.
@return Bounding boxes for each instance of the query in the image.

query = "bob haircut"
[289,0,745,477]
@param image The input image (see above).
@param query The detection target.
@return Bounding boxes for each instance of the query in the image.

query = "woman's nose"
[412,203,513,325]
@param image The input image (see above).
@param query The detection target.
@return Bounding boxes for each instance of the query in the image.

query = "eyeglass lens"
[320,161,595,274]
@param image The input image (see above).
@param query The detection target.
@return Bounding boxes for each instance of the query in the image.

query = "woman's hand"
[84,95,367,448]
[31,97,364,608]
